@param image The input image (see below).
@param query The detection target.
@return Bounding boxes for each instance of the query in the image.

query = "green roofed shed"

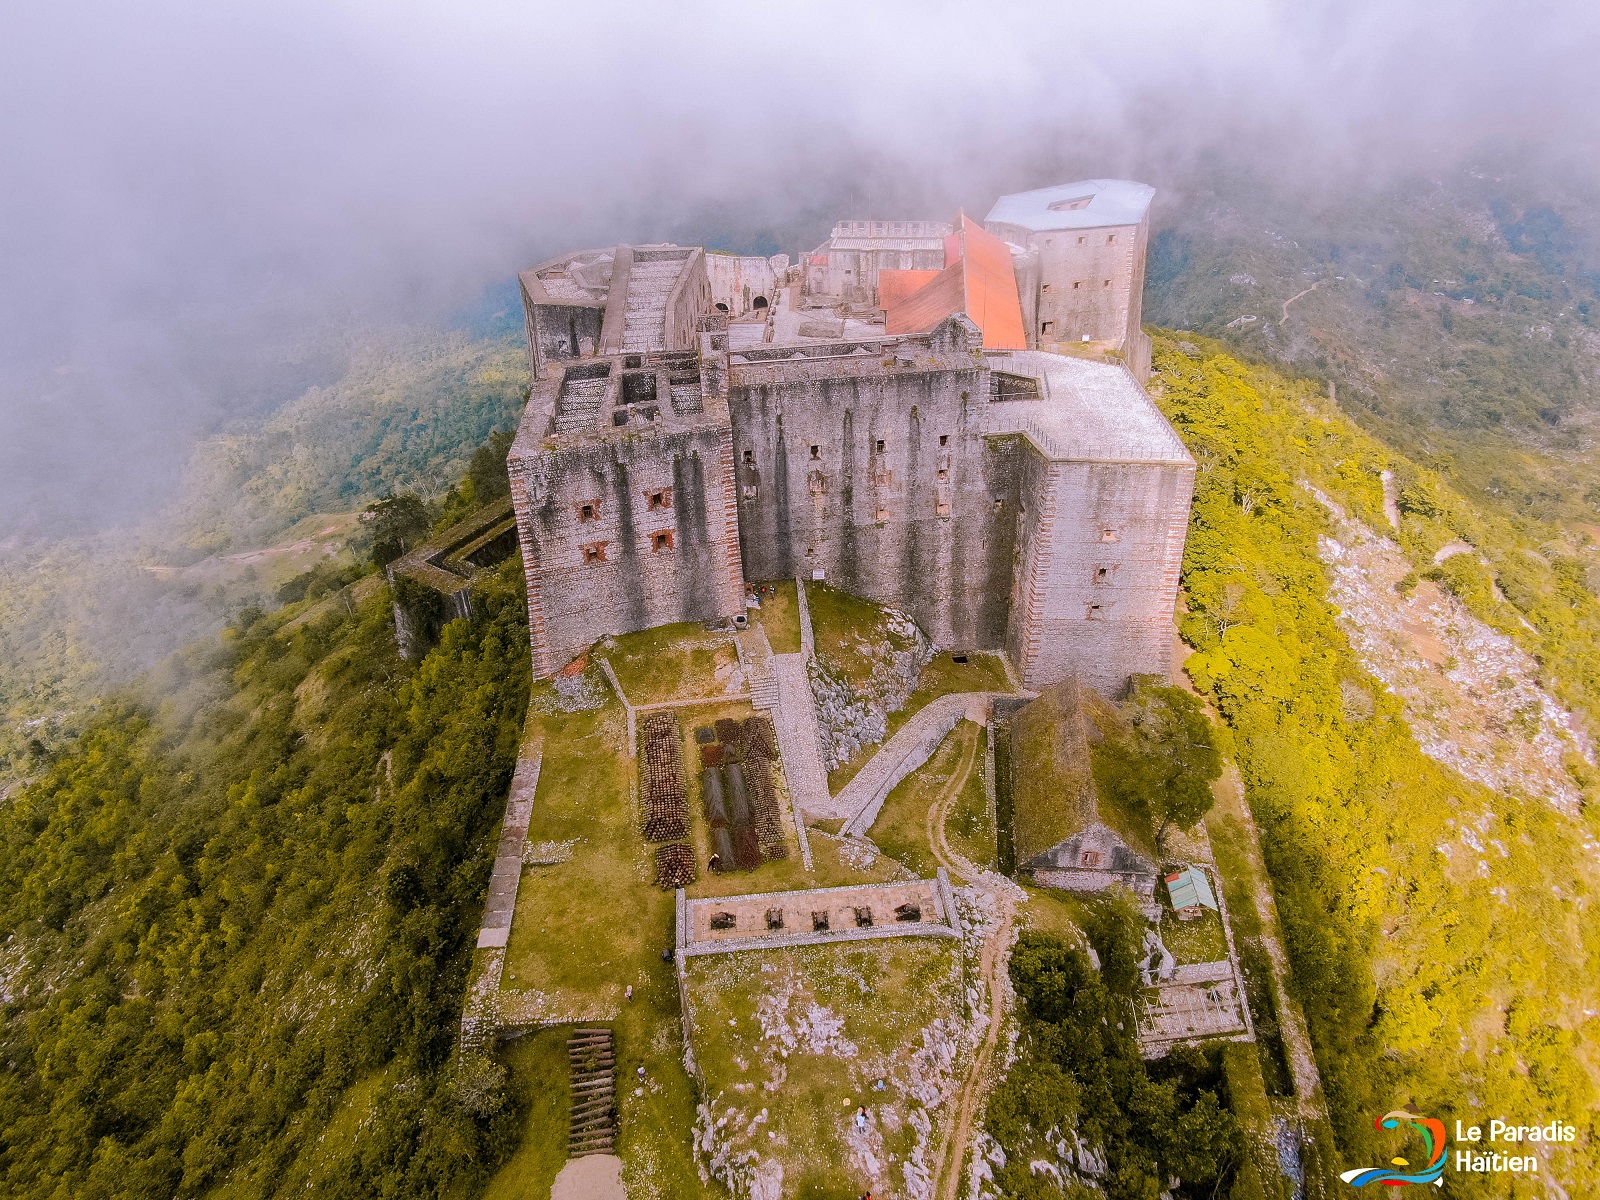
[1165,866,1217,916]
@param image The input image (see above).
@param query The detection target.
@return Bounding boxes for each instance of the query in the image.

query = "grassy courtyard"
[751,579,802,654]
[496,677,709,1199]
[602,622,743,705]
[683,939,971,1200]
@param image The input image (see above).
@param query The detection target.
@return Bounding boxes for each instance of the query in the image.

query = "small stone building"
[1007,678,1158,895]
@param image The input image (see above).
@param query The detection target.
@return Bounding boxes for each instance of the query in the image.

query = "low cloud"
[4,0,1598,531]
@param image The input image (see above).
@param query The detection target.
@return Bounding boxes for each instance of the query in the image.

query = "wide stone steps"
[567,1027,617,1158]
[621,260,681,351]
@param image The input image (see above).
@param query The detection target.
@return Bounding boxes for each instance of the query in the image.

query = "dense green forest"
[988,925,1243,1200]
[0,553,530,1195]
[1148,335,1598,1192]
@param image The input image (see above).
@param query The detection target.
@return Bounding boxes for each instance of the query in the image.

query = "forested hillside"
[1147,165,1600,530]
[0,557,530,1195]
[1149,334,1599,1191]
[0,329,528,787]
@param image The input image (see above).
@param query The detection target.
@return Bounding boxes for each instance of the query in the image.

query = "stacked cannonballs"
[653,842,697,889]
[640,712,689,842]
[698,716,787,872]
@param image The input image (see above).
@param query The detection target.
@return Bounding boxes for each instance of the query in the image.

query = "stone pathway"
[552,1153,626,1200]
[567,1027,618,1157]
[769,652,834,822]
[735,628,779,710]
[477,736,542,949]
[839,693,1014,835]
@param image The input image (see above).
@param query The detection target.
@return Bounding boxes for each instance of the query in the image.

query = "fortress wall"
[1033,221,1141,346]
[1010,457,1194,692]
[526,302,604,380]
[510,426,744,674]
[704,253,783,316]
[728,365,1016,649]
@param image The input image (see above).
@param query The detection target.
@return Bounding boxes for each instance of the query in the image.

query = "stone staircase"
[738,629,779,710]
[622,257,683,352]
[567,1027,617,1158]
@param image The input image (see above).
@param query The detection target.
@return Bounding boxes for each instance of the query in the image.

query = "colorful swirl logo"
[1339,1108,1448,1187]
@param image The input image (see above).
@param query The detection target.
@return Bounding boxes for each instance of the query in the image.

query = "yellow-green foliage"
[1152,334,1600,1189]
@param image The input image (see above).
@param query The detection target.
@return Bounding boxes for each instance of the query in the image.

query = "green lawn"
[752,580,802,654]
[684,940,968,1199]
[1157,907,1230,965]
[603,623,742,706]
[482,1030,571,1200]
[804,581,908,689]
[498,684,712,1199]
[866,719,981,877]
[1017,884,1091,950]
[944,724,994,869]
[828,652,1013,794]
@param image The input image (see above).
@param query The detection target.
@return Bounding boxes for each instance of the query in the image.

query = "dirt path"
[922,723,1017,1200]
[1279,280,1321,324]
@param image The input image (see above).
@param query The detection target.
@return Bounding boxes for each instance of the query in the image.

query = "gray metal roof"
[982,351,1193,466]
[984,179,1155,233]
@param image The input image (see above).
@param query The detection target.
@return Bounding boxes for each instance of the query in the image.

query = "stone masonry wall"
[510,424,744,676]
[1008,456,1193,692]
[727,363,1019,651]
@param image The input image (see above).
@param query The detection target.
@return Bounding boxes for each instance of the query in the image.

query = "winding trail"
[917,721,1018,1200]
[1279,280,1321,324]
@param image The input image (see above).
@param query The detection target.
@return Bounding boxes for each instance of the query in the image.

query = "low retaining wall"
[675,869,960,957]
[840,693,1011,836]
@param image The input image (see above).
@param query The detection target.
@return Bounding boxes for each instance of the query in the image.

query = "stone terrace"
[675,871,960,957]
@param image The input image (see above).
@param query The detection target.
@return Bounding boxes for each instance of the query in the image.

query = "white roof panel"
[984,179,1155,233]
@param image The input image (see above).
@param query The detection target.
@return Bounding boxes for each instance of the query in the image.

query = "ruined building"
[507,179,1192,695]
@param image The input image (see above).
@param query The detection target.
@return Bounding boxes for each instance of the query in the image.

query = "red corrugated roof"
[954,214,1027,350]
[880,212,1027,349]
[884,261,967,336]
[878,269,941,310]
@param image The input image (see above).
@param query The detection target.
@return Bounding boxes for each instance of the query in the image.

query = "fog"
[4,0,1598,535]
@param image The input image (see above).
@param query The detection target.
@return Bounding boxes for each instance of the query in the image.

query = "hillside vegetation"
[0,330,529,788]
[0,557,530,1195]
[1148,165,1600,529]
[1148,334,1599,1191]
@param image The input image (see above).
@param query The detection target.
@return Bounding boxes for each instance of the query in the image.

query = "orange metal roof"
[878,269,941,310]
[954,214,1027,350]
[884,261,967,336]
[881,212,1027,349]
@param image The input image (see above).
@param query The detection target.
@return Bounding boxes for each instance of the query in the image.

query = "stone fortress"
[507,179,1193,695]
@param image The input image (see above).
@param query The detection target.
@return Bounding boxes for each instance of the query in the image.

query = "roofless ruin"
[507,180,1193,694]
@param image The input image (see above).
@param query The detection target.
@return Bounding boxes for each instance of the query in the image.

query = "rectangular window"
[938,434,949,447]
[1100,527,1120,543]
[1086,603,1104,620]
[581,542,608,563]
[1107,234,1117,243]
[1041,283,1051,293]
[1077,235,1086,245]
[577,501,600,522]
[809,444,820,460]
[651,531,675,553]
[743,449,754,463]
[1041,321,1053,334]
[1073,281,1082,290]
[646,488,673,511]
[875,439,886,454]
[1103,279,1112,288]
[1094,566,1113,583]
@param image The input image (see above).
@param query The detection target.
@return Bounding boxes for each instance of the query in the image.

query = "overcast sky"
[4,0,1599,534]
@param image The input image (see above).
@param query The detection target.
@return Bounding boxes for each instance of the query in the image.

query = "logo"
[1339,1107,1448,1187]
